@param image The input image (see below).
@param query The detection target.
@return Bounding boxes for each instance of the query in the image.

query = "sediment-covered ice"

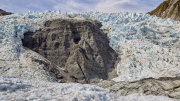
[1,10,180,82]
[0,76,178,101]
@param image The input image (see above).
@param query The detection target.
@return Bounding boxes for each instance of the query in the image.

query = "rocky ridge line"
[149,0,180,21]
[0,9,12,16]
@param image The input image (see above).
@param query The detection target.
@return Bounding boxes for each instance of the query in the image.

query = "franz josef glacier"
[0,10,180,100]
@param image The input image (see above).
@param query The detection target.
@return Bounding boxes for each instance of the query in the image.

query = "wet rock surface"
[22,18,118,84]
[93,77,180,99]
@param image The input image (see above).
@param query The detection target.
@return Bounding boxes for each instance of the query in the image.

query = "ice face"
[82,11,180,82]
[1,10,180,82]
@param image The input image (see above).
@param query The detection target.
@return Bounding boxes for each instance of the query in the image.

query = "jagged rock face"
[149,0,180,21]
[0,9,12,15]
[94,77,180,99]
[22,19,118,84]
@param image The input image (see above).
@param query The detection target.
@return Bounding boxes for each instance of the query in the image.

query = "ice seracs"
[1,10,180,82]
[1,10,180,100]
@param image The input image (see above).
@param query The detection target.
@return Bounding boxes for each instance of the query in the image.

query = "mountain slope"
[0,9,12,15]
[149,0,180,21]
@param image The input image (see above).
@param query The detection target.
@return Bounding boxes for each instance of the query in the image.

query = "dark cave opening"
[74,37,81,44]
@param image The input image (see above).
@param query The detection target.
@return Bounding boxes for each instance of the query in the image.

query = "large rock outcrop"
[0,9,12,15]
[93,77,180,99]
[22,18,118,84]
[149,0,180,21]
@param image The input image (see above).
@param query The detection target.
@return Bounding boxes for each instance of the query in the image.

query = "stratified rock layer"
[149,0,180,21]
[22,18,118,83]
[93,77,180,99]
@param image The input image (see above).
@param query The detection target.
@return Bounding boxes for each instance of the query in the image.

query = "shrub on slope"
[150,0,180,21]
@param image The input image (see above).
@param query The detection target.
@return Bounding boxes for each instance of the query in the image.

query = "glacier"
[1,10,180,82]
[0,10,180,100]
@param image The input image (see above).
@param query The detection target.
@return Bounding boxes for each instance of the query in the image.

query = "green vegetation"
[168,0,180,16]
[150,0,170,16]
[166,0,171,4]
[151,0,180,17]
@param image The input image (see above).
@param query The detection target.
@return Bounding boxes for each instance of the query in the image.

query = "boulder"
[22,18,118,83]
